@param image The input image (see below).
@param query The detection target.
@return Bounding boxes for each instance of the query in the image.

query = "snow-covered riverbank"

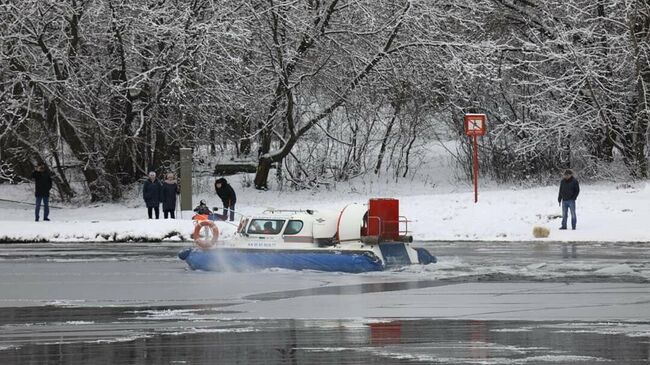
[1,178,648,243]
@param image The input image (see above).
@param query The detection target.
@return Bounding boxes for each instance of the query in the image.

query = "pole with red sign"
[472,134,479,203]
[463,114,487,203]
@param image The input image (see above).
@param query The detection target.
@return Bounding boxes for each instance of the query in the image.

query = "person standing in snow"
[32,162,53,222]
[214,177,236,221]
[558,169,580,230]
[161,172,179,219]
[143,171,162,219]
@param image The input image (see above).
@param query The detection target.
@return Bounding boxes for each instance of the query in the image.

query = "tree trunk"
[54,103,121,201]
[254,158,273,189]
[402,127,418,178]
[634,76,649,177]
[239,138,251,157]
[375,105,400,175]
[631,4,650,178]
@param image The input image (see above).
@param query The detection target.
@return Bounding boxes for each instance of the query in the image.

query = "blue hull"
[178,248,384,273]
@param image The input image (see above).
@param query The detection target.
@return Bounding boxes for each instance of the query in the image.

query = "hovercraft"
[178,198,436,273]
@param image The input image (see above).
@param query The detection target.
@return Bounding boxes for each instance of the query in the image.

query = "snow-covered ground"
[0,176,648,243]
[1,142,649,243]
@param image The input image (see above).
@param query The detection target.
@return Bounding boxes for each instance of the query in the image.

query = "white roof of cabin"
[246,207,367,240]
[249,210,323,222]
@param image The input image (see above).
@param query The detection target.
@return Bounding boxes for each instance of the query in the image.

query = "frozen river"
[0,241,649,364]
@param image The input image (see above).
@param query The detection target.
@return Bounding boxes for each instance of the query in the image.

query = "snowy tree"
[1,0,648,200]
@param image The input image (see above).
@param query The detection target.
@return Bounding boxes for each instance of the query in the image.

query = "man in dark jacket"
[161,173,179,219]
[558,169,580,230]
[32,163,53,222]
[214,177,236,221]
[143,171,162,219]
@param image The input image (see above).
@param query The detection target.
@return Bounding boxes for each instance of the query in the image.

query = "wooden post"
[180,148,192,211]
[464,113,486,203]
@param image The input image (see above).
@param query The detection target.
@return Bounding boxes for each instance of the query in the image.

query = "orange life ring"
[192,220,219,249]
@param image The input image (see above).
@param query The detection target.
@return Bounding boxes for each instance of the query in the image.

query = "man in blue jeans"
[557,169,580,230]
[32,163,53,222]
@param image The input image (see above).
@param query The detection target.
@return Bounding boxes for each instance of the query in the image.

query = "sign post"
[463,114,487,203]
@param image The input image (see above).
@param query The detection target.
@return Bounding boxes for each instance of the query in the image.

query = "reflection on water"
[244,279,451,301]
[1,241,649,363]
[562,243,578,259]
[1,306,648,365]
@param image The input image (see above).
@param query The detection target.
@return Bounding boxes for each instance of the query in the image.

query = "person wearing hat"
[557,169,580,230]
[32,162,53,222]
[193,200,212,215]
